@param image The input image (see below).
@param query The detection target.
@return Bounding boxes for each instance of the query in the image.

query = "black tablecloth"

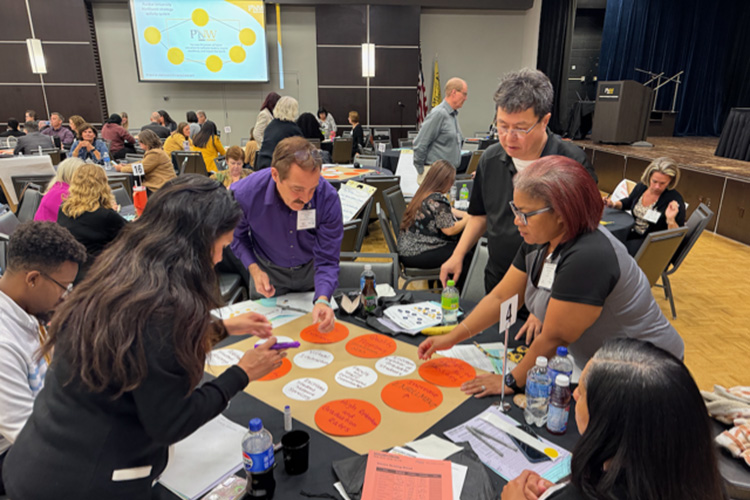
[601,206,634,242]
[379,150,472,174]
[716,107,750,161]
[154,296,579,499]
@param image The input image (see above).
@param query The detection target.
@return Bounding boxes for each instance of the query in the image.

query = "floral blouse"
[398,193,458,257]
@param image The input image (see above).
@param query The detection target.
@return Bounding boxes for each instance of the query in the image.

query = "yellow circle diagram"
[192,8,209,27]
[239,28,256,46]
[144,27,161,45]
[167,47,184,65]
[229,46,246,63]
[206,55,223,73]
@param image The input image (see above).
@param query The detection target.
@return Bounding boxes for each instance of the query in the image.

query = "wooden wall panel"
[370,48,418,87]
[717,179,750,245]
[592,150,626,193]
[317,47,365,87]
[0,44,42,83]
[369,5,420,45]
[43,44,98,83]
[370,88,416,126]
[0,1,32,39]
[676,170,725,231]
[28,0,91,41]
[315,5,366,45]
[318,88,367,128]
[44,86,104,124]
[0,87,46,121]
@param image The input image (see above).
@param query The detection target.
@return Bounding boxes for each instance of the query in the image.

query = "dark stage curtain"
[598,0,750,136]
[537,0,577,135]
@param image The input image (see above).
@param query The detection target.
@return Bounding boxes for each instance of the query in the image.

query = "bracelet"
[459,322,472,338]
[315,298,331,308]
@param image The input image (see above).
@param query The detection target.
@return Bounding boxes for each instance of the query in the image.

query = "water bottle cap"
[364,264,372,271]
[555,374,570,387]
[535,356,547,367]
[248,417,263,431]
[556,346,568,357]
[446,280,455,287]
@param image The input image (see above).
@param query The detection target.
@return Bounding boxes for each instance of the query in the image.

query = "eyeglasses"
[41,273,74,299]
[497,118,541,138]
[509,201,552,225]
[293,148,322,165]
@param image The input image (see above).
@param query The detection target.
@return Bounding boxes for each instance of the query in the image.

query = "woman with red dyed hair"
[419,155,684,397]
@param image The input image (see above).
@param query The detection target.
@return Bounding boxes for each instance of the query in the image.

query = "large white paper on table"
[158,415,246,500]
[394,150,419,197]
[339,180,376,222]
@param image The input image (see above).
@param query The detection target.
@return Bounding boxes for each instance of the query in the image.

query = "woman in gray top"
[418,155,683,397]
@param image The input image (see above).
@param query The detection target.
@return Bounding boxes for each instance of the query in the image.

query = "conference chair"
[373,129,391,142]
[633,226,689,288]
[15,183,43,223]
[354,197,374,253]
[214,156,227,171]
[0,209,20,275]
[460,238,489,303]
[341,218,361,254]
[332,137,354,164]
[33,148,62,165]
[362,175,400,221]
[377,204,440,289]
[307,138,321,149]
[453,179,474,209]
[382,186,406,233]
[338,252,398,290]
[112,186,132,207]
[462,141,479,152]
[0,137,18,149]
[355,155,378,169]
[373,140,392,153]
[342,130,353,138]
[658,203,714,319]
[218,272,248,305]
[173,151,208,176]
[398,139,413,149]
[459,149,484,177]
[407,130,419,140]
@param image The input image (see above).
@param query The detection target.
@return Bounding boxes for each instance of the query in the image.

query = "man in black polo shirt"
[440,68,597,293]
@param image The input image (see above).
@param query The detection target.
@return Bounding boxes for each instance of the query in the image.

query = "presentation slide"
[129,0,268,82]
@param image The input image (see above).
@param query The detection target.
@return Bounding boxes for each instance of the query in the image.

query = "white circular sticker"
[205,349,244,366]
[254,336,294,347]
[293,350,334,369]
[335,366,378,389]
[282,378,328,401]
[375,356,417,377]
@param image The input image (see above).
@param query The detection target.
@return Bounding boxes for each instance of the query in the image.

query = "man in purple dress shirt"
[40,112,75,147]
[231,136,343,332]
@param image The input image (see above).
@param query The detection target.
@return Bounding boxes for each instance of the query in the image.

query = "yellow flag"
[431,58,441,108]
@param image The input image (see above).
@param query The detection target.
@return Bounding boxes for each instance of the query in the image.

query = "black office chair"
[218,272,248,305]
[383,186,406,234]
[461,237,489,303]
[354,197,374,253]
[341,219,361,254]
[112,186,132,207]
[338,252,399,290]
[15,183,43,223]
[332,137,354,164]
[0,209,20,275]
[362,175,400,221]
[173,151,208,176]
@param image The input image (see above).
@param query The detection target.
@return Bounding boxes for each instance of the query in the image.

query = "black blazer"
[255,119,303,169]
[351,124,366,159]
[619,183,686,234]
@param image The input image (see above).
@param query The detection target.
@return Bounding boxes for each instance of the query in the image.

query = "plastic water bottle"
[546,375,571,435]
[457,183,469,210]
[524,356,552,427]
[441,280,459,325]
[360,264,377,313]
[242,418,275,498]
[103,151,111,170]
[183,139,190,151]
[449,185,457,207]
[548,346,573,389]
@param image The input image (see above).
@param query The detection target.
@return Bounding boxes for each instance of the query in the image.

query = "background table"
[378,150,472,174]
[601,206,634,242]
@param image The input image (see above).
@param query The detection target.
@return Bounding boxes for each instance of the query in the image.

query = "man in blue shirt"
[231,136,343,332]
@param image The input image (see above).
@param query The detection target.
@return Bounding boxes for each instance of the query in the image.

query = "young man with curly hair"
[0,222,86,494]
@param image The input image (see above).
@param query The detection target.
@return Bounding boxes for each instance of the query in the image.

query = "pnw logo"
[191,29,217,41]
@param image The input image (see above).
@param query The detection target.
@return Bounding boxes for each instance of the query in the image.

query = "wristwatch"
[505,373,523,394]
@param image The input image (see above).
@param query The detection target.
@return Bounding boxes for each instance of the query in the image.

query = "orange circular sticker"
[345,334,397,358]
[257,357,292,381]
[381,379,443,413]
[315,399,381,436]
[418,358,476,387]
[300,323,349,344]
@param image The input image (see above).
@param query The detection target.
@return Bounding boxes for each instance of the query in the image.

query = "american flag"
[417,51,429,128]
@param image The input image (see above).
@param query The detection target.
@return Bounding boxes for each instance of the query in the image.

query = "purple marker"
[255,341,300,350]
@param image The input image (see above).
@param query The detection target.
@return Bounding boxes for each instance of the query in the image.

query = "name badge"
[644,208,661,224]
[297,209,316,230]
[538,262,557,290]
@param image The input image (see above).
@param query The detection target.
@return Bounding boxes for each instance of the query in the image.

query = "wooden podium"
[592,80,653,144]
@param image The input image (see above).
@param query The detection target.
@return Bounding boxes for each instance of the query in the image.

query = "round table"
[378,149,471,174]
[601,206,634,242]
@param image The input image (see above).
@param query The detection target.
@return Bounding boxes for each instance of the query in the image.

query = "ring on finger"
[481,385,486,392]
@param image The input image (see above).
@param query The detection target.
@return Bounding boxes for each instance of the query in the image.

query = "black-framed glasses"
[509,201,552,225]
[497,118,541,138]
[41,273,74,298]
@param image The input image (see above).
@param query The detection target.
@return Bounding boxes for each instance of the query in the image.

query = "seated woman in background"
[255,96,303,170]
[157,110,177,132]
[163,122,193,157]
[317,107,337,138]
[605,157,686,256]
[115,129,176,193]
[67,115,85,139]
[502,339,726,500]
[101,114,136,160]
[3,175,286,499]
[191,120,226,173]
[398,160,470,285]
[252,92,280,148]
[419,156,684,397]
[0,118,25,138]
[68,123,109,165]
[57,163,126,281]
[213,145,251,189]
[34,157,85,222]
[186,111,201,138]
[348,111,367,160]
[120,112,129,130]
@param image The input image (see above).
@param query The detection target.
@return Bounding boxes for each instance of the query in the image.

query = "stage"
[574,136,750,246]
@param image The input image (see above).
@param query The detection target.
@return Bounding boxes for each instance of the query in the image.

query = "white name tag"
[297,209,316,230]
[112,465,152,481]
[644,208,661,223]
[132,163,145,176]
[538,262,557,290]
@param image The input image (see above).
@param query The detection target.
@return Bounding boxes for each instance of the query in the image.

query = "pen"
[254,341,300,350]
[468,425,518,451]
[466,426,505,458]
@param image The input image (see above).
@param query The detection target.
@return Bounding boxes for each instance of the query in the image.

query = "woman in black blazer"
[605,157,686,256]
[256,96,303,169]
[3,176,288,500]
[349,110,367,160]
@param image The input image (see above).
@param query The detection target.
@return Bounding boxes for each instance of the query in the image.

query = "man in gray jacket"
[13,121,54,155]
[412,77,468,183]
